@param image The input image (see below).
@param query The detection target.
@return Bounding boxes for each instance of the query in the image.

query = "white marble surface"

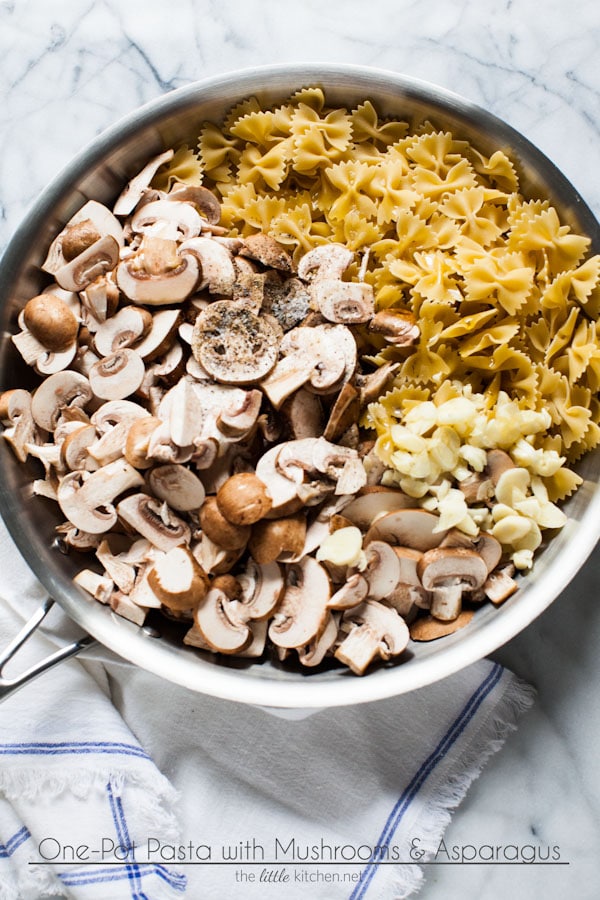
[1,1,599,897]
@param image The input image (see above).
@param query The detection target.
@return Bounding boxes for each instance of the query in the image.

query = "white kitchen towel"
[0,519,536,900]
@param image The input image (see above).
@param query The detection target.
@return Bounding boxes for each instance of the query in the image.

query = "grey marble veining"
[1,1,599,897]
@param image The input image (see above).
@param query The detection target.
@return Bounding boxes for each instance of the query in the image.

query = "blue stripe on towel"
[350,662,503,899]
[107,780,145,899]
[59,863,187,891]
[0,825,30,858]
[0,741,150,760]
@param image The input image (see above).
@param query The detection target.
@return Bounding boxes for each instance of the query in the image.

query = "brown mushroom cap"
[216,473,273,526]
[23,294,79,352]
[147,545,209,611]
[248,514,306,565]
[191,301,280,384]
[199,496,251,551]
[369,309,420,345]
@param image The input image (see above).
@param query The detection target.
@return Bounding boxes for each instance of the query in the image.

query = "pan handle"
[0,597,97,702]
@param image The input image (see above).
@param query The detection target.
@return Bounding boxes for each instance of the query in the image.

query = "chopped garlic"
[316,526,363,568]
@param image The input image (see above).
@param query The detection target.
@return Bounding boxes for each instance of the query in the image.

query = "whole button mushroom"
[23,294,79,352]
[216,473,273,526]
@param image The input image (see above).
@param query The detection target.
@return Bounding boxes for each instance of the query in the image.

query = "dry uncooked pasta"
[154,87,600,564]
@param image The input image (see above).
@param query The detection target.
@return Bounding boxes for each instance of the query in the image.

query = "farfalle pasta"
[152,87,600,568]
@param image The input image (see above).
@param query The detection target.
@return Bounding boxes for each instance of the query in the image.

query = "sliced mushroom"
[73,569,114,604]
[116,252,199,306]
[88,349,145,400]
[0,389,40,462]
[369,309,420,345]
[311,279,375,324]
[31,371,92,432]
[132,309,181,361]
[364,509,447,551]
[130,198,204,240]
[323,382,361,443]
[43,200,124,275]
[328,573,369,610]
[281,389,323,439]
[254,445,303,517]
[237,559,284,620]
[259,323,356,408]
[96,539,137,594]
[57,459,144,533]
[116,493,191,551]
[168,182,222,225]
[55,235,120,292]
[81,275,120,323]
[239,233,293,272]
[93,307,153,357]
[191,532,245,576]
[61,423,98,470]
[194,586,251,654]
[486,448,516,485]
[113,149,175,216]
[342,487,417,530]
[148,464,206,512]
[191,301,280,384]
[179,237,236,296]
[147,545,209,611]
[297,243,354,282]
[335,600,409,675]
[417,547,488,621]
[356,360,400,406]
[268,556,331,649]
[363,540,402,600]
[216,388,262,441]
[124,416,162,469]
[298,613,339,667]
[484,564,518,604]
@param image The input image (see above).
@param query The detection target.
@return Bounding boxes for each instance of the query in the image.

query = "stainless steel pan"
[1,64,598,708]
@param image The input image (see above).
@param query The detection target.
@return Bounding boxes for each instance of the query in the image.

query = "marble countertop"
[1,1,599,897]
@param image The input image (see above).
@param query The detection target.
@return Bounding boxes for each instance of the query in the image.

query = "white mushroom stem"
[335,600,410,675]
[74,569,114,604]
[57,459,144,534]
